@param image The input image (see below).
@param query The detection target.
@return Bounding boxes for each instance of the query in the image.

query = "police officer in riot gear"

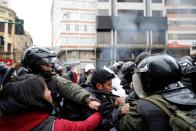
[53,63,63,76]
[120,61,136,94]
[21,46,100,118]
[135,51,150,65]
[109,61,124,77]
[177,56,195,89]
[178,58,196,93]
[117,54,196,131]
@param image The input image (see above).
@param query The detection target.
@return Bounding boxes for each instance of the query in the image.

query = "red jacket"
[0,111,102,131]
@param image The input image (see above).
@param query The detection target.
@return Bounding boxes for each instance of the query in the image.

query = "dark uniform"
[117,54,196,131]
[118,95,171,131]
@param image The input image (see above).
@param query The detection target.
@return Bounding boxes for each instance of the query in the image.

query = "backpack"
[143,95,196,131]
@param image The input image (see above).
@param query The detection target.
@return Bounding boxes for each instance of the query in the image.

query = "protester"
[86,69,124,131]
[120,61,136,94]
[54,63,63,76]
[0,61,21,86]
[0,65,7,86]
[78,68,87,85]
[0,74,102,131]
[84,64,95,85]
[103,66,127,97]
[63,64,77,83]
[177,55,195,88]
[109,61,124,77]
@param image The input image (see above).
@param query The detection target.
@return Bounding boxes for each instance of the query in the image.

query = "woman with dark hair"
[0,74,102,131]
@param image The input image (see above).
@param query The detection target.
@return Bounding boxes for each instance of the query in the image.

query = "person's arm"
[54,112,102,131]
[2,61,21,85]
[117,101,143,131]
[55,75,100,110]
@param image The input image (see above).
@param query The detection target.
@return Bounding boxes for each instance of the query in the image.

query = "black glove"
[100,118,115,130]
[99,109,120,130]
[98,99,114,118]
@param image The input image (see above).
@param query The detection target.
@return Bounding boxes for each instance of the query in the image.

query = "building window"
[64,13,70,19]
[70,25,76,32]
[66,24,70,32]
[79,25,95,32]
[80,13,95,20]
[75,25,79,31]
[8,23,12,34]
[118,10,144,16]
[117,31,147,44]
[97,32,111,44]
[84,25,87,32]
[152,11,162,17]
[168,34,196,40]
[118,0,143,2]
[63,1,95,9]
[168,21,196,27]
[98,0,109,2]
[80,1,95,8]
[61,37,79,44]
[152,0,162,3]
[8,43,11,53]
[80,25,84,32]
[167,9,196,14]
[0,22,5,32]
[152,31,166,44]
[165,0,196,6]
[80,37,95,44]
[8,13,13,17]
[98,9,109,16]
[0,10,5,15]
[87,25,95,32]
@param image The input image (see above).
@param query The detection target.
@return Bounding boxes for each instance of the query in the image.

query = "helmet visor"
[132,73,146,98]
[36,57,57,65]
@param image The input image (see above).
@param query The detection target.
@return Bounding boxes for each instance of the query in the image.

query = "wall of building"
[52,0,196,68]
[0,5,16,65]
[166,0,196,57]
[96,0,167,67]
[51,0,96,69]
[0,5,33,65]
[14,32,33,61]
[0,0,8,7]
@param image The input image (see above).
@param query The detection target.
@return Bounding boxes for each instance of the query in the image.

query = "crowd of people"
[0,46,196,131]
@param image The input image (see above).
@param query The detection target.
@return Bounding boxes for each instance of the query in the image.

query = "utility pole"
[111,0,116,65]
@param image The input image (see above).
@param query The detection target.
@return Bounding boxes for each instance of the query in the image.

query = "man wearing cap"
[84,64,95,85]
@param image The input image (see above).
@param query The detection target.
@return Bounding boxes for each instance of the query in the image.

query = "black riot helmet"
[121,61,136,76]
[21,46,57,73]
[132,54,182,98]
[109,61,124,74]
[135,51,150,65]
[177,56,193,68]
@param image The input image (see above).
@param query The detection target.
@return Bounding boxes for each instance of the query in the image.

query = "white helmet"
[85,64,95,72]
